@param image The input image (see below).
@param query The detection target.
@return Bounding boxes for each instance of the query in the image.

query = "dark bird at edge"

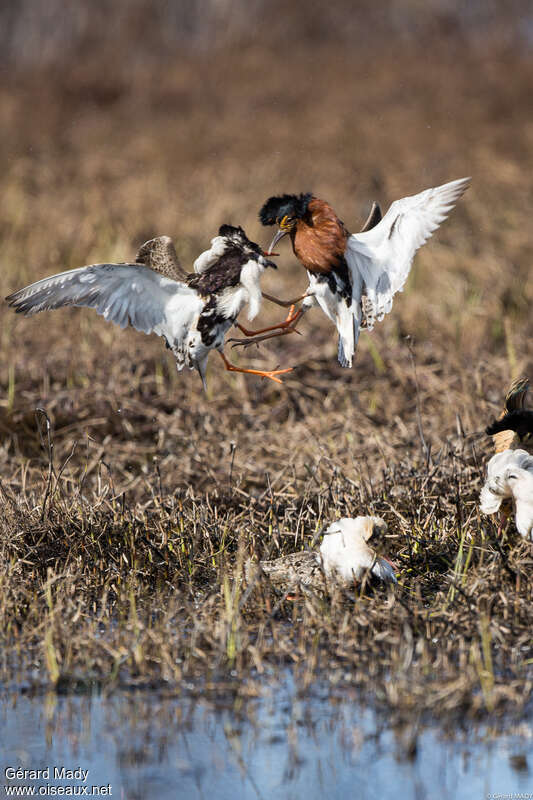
[486,410,533,442]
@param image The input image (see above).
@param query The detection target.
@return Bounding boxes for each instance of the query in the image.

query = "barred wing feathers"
[6,262,202,342]
[346,177,470,329]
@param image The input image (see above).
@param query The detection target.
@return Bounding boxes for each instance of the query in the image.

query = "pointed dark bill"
[267,228,289,255]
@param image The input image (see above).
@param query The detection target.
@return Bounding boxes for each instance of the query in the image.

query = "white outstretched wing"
[345,177,470,330]
[6,262,202,342]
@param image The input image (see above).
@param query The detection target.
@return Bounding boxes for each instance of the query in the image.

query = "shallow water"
[1,683,532,800]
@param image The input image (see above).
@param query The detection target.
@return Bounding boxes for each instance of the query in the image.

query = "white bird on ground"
[250,177,470,366]
[249,516,397,591]
[319,516,397,583]
[6,225,292,389]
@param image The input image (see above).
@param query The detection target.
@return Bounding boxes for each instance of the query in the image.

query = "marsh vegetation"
[0,4,532,739]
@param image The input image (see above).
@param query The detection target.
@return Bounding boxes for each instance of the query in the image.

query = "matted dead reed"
[1,342,532,725]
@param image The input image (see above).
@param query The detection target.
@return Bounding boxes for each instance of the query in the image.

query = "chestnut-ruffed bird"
[6,225,291,389]
[257,178,470,366]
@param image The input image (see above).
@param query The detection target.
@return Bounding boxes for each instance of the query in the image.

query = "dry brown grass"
[0,35,532,723]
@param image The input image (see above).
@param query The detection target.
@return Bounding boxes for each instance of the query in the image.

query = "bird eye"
[279,215,294,230]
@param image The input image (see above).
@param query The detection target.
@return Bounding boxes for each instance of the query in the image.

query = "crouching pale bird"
[251,178,469,366]
[320,516,397,583]
[480,377,533,540]
[6,225,292,389]
[247,516,397,592]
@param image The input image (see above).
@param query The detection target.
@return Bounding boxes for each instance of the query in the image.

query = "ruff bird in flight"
[6,225,293,389]
[480,377,533,540]
[241,178,469,366]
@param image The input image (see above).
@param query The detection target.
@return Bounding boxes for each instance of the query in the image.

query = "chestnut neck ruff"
[292,197,349,274]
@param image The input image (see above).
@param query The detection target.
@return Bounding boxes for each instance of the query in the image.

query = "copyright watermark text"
[3,766,112,796]
[486,794,533,800]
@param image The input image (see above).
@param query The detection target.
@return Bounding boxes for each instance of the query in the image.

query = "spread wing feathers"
[504,376,530,413]
[346,177,470,329]
[6,262,200,339]
[135,236,188,282]
[360,201,382,233]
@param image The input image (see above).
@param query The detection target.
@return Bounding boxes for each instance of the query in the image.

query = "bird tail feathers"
[371,557,397,584]
[336,306,360,368]
[337,337,350,368]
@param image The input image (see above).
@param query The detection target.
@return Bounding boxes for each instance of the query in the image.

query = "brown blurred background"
[0,0,532,491]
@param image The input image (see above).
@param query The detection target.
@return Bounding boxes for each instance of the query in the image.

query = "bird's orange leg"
[497,510,510,536]
[230,306,305,349]
[235,304,303,337]
[262,292,309,309]
[231,325,301,349]
[218,351,292,385]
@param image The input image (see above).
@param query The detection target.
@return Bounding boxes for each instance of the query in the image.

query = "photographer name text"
[5,770,89,783]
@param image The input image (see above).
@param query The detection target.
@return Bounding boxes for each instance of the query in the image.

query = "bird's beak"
[267,228,289,255]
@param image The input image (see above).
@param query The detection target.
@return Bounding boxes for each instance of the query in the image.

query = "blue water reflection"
[0,685,531,799]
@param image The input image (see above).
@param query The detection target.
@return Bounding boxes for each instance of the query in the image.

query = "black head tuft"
[218,224,246,241]
[259,193,313,226]
[216,223,269,260]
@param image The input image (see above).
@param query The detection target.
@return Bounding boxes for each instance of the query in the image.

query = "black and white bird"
[252,178,470,366]
[6,225,292,389]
